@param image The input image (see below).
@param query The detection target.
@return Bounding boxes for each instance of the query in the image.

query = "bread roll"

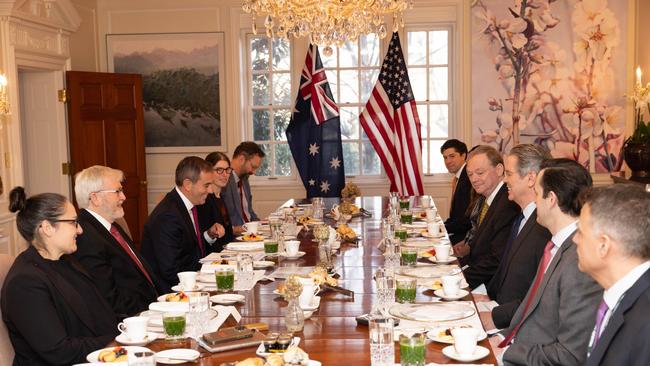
[235,357,265,366]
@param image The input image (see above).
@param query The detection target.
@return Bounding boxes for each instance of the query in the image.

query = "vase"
[284,298,304,332]
[623,142,650,182]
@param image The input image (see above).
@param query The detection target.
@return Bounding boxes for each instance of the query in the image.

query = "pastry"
[235,357,265,366]
[283,345,309,365]
[265,354,285,366]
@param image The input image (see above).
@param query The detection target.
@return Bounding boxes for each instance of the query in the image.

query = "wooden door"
[66,71,147,247]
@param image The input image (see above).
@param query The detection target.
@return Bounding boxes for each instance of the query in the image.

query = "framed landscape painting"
[107,32,225,153]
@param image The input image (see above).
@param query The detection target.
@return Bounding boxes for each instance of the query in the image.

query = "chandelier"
[242,0,413,54]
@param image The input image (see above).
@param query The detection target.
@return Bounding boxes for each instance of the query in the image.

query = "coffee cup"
[427,221,440,237]
[243,221,260,235]
[441,275,461,296]
[425,208,437,221]
[177,271,197,291]
[299,284,319,308]
[434,243,451,261]
[420,196,431,208]
[117,316,149,341]
[285,240,300,256]
[451,327,480,355]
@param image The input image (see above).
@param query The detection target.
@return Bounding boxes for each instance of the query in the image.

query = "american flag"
[359,32,424,195]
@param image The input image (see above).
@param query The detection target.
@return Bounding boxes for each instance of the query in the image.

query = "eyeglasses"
[53,218,80,227]
[214,167,233,174]
[94,188,124,195]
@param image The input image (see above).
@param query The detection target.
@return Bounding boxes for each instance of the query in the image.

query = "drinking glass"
[369,316,395,366]
[187,292,210,338]
[237,254,255,289]
[399,333,425,366]
[400,209,413,225]
[399,197,410,210]
[162,312,186,340]
[374,268,396,315]
[394,226,408,242]
[312,197,324,219]
[401,247,418,267]
[395,278,417,303]
[264,240,279,255]
[215,268,235,292]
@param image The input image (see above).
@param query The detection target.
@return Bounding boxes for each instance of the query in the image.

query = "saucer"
[427,256,457,264]
[300,296,321,311]
[115,332,159,346]
[253,260,275,269]
[87,346,152,363]
[434,289,469,300]
[281,251,306,259]
[442,345,490,362]
[155,348,200,364]
[210,293,245,304]
[170,284,204,292]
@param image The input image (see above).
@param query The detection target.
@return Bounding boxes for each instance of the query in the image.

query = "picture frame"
[106,32,226,153]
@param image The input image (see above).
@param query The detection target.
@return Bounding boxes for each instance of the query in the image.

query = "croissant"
[265,354,285,366]
[235,357,265,366]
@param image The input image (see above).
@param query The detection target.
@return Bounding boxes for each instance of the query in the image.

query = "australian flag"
[286,44,345,198]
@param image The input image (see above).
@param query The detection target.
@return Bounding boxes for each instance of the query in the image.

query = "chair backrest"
[0,253,15,365]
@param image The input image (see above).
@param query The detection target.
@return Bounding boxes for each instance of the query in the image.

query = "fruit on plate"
[165,291,189,302]
[243,233,263,241]
[98,346,128,362]
[336,224,356,240]
[296,216,315,224]
[420,248,436,258]
[235,357,265,366]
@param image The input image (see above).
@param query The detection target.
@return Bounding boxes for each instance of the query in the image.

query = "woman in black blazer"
[199,152,236,252]
[1,187,118,365]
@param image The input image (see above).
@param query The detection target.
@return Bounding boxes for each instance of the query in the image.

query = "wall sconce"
[0,73,9,115]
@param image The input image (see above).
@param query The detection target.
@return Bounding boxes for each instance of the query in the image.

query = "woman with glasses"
[199,152,235,251]
[1,187,118,365]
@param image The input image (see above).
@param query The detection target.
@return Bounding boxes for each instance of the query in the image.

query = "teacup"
[451,327,480,355]
[117,316,149,341]
[427,221,440,237]
[425,208,437,221]
[299,284,320,308]
[434,243,452,261]
[285,240,300,256]
[177,271,197,291]
[243,221,260,235]
[420,196,431,208]
[441,275,461,296]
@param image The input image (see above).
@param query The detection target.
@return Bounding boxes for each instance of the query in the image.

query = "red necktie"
[238,180,250,223]
[110,224,154,287]
[499,240,555,347]
[191,206,205,256]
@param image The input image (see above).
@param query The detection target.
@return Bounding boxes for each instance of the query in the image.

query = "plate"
[255,337,301,357]
[226,242,265,251]
[389,302,475,322]
[87,346,152,363]
[280,251,306,259]
[155,349,200,364]
[300,296,321,311]
[426,326,487,344]
[253,260,275,269]
[148,301,189,313]
[428,278,470,291]
[420,230,445,239]
[397,265,460,278]
[442,345,490,362]
[170,284,204,292]
[434,289,470,300]
[115,332,159,346]
[427,256,457,264]
[210,293,245,304]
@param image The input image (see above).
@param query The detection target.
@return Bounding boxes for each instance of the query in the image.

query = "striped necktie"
[478,199,489,225]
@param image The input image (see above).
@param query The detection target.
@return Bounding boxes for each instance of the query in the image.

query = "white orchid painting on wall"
[471,0,627,172]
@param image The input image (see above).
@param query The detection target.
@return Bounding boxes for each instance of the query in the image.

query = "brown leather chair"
[0,253,15,365]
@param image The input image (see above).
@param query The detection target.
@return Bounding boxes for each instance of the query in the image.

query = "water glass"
[187,292,209,338]
[399,333,426,366]
[375,268,396,314]
[381,218,395,239]
[237,254,255,289]
[395,278,417,303]
[312,197,324,219]
[369,316,395,366]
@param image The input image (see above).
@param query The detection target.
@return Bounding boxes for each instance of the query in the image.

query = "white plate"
[426,326,487,344]
[226,242,265,251]
[236,234,267,242]
[170,284,204,292]
[115,332,159,346]
[210,293,245,304]
[280,251,306,259]
[420,230,445,239]
[427,256,457,264]
[148,301,189,313]
[253,260,275,269]
[442,345,490,362]
[398,265,460,278]
[434,289,469,300]
[389,302,476,322]
[87,346,151,363]
[300,296,321,311]
[256,337,301,357]
[155,349,200,364]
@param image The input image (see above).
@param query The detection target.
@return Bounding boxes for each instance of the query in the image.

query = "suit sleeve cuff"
[203,231,217,244]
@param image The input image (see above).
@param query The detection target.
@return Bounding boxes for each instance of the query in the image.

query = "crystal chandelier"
[242,0,413,55]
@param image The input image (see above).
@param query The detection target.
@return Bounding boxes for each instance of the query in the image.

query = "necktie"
[109,224,154,287]
[502,213,525,260]
[190,206,205,256]
[238,180,250,223]
[591,299,609,348]
[499,240,555,347]
[478,199,489,225]
[449,176,459,215]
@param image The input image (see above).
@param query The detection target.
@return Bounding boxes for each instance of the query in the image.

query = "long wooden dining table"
[122,196,497,365]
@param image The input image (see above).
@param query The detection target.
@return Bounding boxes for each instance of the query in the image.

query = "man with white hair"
[73,165,158,317]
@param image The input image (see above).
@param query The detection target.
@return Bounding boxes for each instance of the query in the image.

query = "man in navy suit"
[222,142,265,233]
[73,165,159,317]
[440,139,472,244]
[575,184,650,366]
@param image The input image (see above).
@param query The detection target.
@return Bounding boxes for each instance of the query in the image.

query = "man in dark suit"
[73,165,159,317]
[492,159,602,366]
[575,184,650,366]
[455,145,519,288]
[440,139,472,244]
[222,142,265,233]
[475,144,551,329]
[141,157,227,293]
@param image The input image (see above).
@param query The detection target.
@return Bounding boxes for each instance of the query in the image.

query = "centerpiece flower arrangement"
[283,275,304,332]
[339,182,361,215]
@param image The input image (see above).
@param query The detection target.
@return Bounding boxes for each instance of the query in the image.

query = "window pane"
[325,70,338,101]
[360,69,378,101]
[273,109,291,141]
[272,72,291,105]
[257,144,271,176]
[250,37,269,70]
[429,67,448,101]
[409,68,427,102]
[362,141,381,175]
[422,138,430,174]
[428,139,447,174]
[417,104,428,139]
[429,30,448,65]
[339,70,359,103]
[274,144,292,176]
[272,38,291,70]
[340,107,359,140]
[360,34,380,66]
[429,104,449,138]
[339,42,359,67]
[253,110,271,141]
[252,74,270,105]
[342,142,360,176]
[408,31,427,65]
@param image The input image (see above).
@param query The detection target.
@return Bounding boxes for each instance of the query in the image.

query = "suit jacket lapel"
[472,185,506,245]
[170,189,198,246]
[496,211,536,289]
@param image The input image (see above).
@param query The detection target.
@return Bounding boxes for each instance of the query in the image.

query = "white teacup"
[451,327,480,355]
[299,284,319,308]
[177,271,197,291]
[117,316,149,341]
[441,275,461,296]
[285,240,300,256]
[425,208,438,221]
[243,221,260,235]
[420,196,431,208]
[427,221,440,237]
[434,243,452,261]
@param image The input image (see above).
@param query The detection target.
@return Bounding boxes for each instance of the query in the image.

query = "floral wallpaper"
[471,0,627,172]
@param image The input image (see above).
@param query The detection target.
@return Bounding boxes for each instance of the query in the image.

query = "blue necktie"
[502,212,524,259]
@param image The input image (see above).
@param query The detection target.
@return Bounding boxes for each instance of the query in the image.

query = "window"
[247,35,293,177]
[405,28,451,174]
[322,35,382,177]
